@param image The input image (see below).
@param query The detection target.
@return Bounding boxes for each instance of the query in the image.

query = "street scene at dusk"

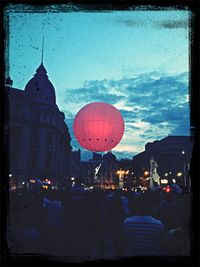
[4,4,194,263]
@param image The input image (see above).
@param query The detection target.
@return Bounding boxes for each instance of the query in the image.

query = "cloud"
[157,19,188,29]
[61,71,189,160]
[63,80,124,111]
[117,15,188,30]
[117,19,144,28]
[111,150,137,160]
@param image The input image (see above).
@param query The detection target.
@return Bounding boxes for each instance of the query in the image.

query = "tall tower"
[24,37,56,106]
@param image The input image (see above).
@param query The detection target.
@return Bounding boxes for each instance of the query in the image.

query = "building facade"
[7,62,72,188]
[132,136,193,188]
[70,149,81,180]
[81,152,119,188]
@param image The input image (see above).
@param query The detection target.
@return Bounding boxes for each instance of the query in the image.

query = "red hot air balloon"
[73,102,125,152]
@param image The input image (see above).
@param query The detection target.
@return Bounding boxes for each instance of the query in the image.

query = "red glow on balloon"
[73,102,125,152]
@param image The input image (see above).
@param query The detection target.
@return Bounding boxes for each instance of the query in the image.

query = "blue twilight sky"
[6,6,190,160]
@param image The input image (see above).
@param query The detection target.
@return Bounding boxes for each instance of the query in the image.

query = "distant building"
[81,151,118,188]
[70,149,81,180]
[117,159,134,190]
[101,152,118,187]
[132,136,193,188]
[81,152,104,185]
[7,60,72,188]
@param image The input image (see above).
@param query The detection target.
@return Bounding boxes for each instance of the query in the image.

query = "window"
[9,150,17,166]
[34,110,40,121]
[10,126,20,150]
[32,128,40,146]
[46,131,54,147]
[31,150,37,169]
[45,151,52,168]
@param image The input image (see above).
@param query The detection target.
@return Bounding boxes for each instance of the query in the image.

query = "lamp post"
[117,169,125,189]
[181,150,187,188]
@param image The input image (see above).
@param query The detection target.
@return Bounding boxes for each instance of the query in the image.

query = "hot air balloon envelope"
[73,102,124,152]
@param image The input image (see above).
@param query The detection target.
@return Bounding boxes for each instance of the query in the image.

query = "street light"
[161,179,168,184]
[144,171,149,177]
[117,169,126,189]
[181,150,187,188]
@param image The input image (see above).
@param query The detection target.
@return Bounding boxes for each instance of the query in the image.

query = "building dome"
[25,63,56,105]
[103,151,117,162]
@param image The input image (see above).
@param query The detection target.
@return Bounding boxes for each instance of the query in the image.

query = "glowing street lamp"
[181,150,187,187]
[117,169,126,189]
[161,179,168,184]
[117,169,126,177]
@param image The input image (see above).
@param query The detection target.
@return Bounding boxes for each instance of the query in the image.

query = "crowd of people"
[7,182,191,262]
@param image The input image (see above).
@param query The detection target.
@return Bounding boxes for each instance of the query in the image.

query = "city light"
[182,150,185,155]
[43,179,51,184]
[117,169,125,175]
[163,186,171,193]
[177,172,183,177]
[144,171,149,176]
[166,187,171,193]
[161,179,168,184]
[9,174,12,177]
[164,173,168,177]
[117,169,126,189]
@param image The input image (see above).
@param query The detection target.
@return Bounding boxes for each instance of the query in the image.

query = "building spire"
[41,37,44,64]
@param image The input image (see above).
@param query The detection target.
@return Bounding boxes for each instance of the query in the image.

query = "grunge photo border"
[1,0,200,266]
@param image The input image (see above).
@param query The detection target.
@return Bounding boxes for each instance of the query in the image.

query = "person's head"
[133,194,154,216]
[75,177,84,186]
[136,188,142,193]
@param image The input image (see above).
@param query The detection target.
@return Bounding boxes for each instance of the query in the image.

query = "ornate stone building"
[7,60,72,188]
[132,136,193,188]
[81,152,119,188]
